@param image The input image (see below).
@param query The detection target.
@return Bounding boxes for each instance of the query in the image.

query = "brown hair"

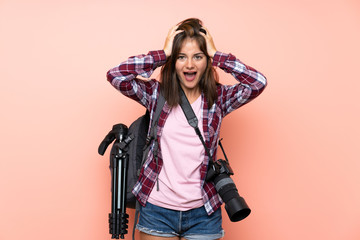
[160,18,219,108]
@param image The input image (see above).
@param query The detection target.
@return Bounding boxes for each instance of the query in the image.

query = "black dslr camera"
[206,140,251,222]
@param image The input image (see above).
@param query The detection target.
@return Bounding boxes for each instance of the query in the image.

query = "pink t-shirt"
[147,95,205,210]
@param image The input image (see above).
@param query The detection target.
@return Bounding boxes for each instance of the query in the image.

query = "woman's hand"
[163,25,183,58]
[200,26,217,58]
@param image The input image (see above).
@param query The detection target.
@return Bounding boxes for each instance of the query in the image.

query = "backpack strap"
[140,91,165,171]
[132,91,165,240]
[136,91,165,176]
[148,91,165,146]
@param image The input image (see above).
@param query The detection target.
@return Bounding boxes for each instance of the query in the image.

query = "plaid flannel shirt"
[107,50,267,215]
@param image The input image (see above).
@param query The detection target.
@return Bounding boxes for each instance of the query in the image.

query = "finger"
[170,24,180,34]
[173,29,183,36]
[201,26,209,32]
[168,30,183,42]
[166,25,177,38]
[167,27,182,40]
[201,26,212,37]
[200,31,211,42]
[200,31,207,37]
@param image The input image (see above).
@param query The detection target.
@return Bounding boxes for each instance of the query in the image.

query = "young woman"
[107,18,267,240]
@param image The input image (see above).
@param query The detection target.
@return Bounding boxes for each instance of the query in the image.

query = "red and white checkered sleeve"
[106,50,167,107]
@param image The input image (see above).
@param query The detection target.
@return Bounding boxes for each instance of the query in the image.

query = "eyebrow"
[178,52,205,56]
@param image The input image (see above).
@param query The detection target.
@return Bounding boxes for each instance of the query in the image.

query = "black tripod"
[98,124,132,239]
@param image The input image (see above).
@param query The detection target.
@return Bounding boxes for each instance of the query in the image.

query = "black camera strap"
[179,88,252,223]
[179,87,214,165]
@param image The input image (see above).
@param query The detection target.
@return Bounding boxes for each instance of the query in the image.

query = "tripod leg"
[109,155,120,239]
[118,154,129,239]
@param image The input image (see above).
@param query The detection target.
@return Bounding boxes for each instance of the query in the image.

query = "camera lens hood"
[225,196,251,222]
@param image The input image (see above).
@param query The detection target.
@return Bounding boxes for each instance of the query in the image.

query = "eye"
[177,55,186,60]
[194,55,203,60]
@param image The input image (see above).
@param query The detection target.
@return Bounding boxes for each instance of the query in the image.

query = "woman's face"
[175,37,207,95]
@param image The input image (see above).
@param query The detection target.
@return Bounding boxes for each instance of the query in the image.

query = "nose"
[185,58,194,69]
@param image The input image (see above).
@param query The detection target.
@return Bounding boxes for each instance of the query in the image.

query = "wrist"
[163,49,171,58]
[212,51,228,67]
[210,49,217,58]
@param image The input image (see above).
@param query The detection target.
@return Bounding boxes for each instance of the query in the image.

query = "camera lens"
[213,174,251,222]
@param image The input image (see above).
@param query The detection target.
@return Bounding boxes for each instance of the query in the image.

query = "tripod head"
[98,124,128,156]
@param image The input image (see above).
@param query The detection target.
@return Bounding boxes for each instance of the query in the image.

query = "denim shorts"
[137,202,224,240]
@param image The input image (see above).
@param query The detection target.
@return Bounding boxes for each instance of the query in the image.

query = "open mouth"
[184,72,197,81]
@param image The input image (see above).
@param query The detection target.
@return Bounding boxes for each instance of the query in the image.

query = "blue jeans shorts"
[137,202,224,240]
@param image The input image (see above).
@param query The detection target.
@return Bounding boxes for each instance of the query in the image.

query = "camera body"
[206,159,234,181]
[206,159,251,222]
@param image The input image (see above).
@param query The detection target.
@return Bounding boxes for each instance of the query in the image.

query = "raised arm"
[107,25,182,107]
[213,51,267,116]
[106,50,166,107]
[199,25,267,115]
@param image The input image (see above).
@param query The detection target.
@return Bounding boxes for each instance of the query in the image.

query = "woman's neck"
[183,89,201,104]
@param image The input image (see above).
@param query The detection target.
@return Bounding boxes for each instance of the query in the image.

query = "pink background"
[1,0,360,239]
